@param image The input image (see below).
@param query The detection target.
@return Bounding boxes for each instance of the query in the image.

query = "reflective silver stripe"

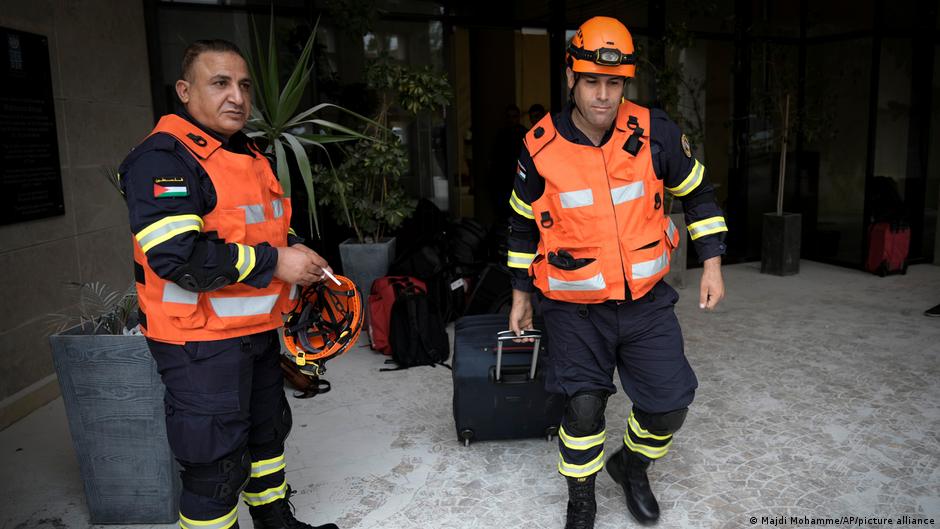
[210,295,279,317]
[667,159,704,197]
[559,425,606,450]
[241,480,288,506]
[507,251,536,268]
[548,273,606,292]
[250,454,286,478]
[239,204,266,225]
[611,182,645,205]
[288,284,299,300]
[666,218,678,244]
[632,251,670,279]
[136,216,202,253]
[163,283,198,305]
[179,506,237,529]
[271,199,284,219]
[687,217,728,240]
[559,188,594,208]
[557,451,605,478]
[509,190,534,219]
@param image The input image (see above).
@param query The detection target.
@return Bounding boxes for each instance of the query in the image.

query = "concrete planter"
[665,213,687,289]
[761,212,802,276]
[339,237,396,316]
[49,327,180,524]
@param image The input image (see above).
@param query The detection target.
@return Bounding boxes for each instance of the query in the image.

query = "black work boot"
[248,485,338,529]
[606,448,660,525]
[564,474,597,529]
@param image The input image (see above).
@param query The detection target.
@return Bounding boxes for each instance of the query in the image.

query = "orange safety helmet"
[567,16,636,78]
[282,275,363,376]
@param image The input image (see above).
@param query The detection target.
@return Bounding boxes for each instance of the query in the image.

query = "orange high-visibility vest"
[527,101,679,303]
[132,114,294,343]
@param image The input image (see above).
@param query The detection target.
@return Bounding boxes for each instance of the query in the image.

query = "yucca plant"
[48,282,139,335]
[245,13,378,238]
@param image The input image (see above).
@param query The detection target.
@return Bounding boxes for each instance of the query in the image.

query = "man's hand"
[699,255,724,310]
[509,289,535,343]
[275,246,330,286]
[289,243,334,281]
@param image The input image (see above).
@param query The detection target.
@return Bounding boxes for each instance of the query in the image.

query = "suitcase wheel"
[459,429,474,447]
[545,426,558,442]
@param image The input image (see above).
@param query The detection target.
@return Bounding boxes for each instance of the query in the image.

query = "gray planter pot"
[665,213,687,289]
[49,328,180,524]
[761,212,802,276]
[339,237,396,317]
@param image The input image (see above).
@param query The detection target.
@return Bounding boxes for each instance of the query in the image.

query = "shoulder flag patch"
[680,134,692,158]
[153,176,188,198]
[516,160,527,181]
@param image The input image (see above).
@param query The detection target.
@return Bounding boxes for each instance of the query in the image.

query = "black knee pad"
[274,394,292,445]
[633,407,688,436]
[180,446,251,504]
[564,390,609,436]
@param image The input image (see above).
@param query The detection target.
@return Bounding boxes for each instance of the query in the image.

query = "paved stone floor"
[1,261,938,529]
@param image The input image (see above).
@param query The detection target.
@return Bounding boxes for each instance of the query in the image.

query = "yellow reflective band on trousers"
[235,243,257,282]
[251,454,286,478]
[507,250,536,269]
[179,505,237,529]
[623,412,673,459]
[557,451,605,478]
[509,190,534,219]
[687,216,728,240]
[241,478,288,506]
[136,214,203,253]
[559,425,606,451]
[667,159,704,197]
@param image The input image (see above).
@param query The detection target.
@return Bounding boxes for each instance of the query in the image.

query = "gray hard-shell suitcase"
[451,314,565,445]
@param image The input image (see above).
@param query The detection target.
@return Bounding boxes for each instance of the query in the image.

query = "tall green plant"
[313,57,452,243]
[245,14,377,238]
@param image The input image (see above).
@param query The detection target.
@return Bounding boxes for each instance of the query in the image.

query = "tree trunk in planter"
[761,212,801,276]
[339,237,396,323]
[49,328,180,524]
[665,213,687,289]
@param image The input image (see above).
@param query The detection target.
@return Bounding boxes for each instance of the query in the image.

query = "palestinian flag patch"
[153,176,188,198]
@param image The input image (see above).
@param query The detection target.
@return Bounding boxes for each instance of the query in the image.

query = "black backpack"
[381,286,451,371]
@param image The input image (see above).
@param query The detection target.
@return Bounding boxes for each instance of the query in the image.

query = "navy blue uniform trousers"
[148,329,290,526]
[541,280,697,476]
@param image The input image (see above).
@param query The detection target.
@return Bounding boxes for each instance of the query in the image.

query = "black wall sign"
[0,27,64,225]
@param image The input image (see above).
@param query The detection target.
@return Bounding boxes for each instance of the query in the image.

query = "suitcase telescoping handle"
[495,329,542,382]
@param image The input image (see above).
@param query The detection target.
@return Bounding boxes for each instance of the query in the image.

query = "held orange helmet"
[283,275,363,377]
[567,16,636,78]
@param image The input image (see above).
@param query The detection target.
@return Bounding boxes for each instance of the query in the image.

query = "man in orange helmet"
[506,16,728,528]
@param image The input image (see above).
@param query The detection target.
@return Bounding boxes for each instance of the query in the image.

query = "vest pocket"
[161,283,207,329]
[542,246,608,303]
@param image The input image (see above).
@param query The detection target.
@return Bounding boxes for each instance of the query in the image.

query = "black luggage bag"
[452,314,565,446]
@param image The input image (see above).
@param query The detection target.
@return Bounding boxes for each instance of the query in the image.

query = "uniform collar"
[554,101,617,147]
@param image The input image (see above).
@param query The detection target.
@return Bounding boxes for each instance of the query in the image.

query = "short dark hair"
[180,39,246,81]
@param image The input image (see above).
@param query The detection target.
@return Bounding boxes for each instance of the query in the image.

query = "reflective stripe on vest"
[163,282,198,305]
[559,188,594,208]
[209,295,280,318]
[632,251,670,279]
[667,217,678,245]
[548,272,606,292]
[611,181,645,205]
[272,199,284,219]
[240,204,266,225]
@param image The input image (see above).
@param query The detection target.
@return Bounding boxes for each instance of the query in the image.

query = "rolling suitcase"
[452,314,565,446]
[865,221,910,276]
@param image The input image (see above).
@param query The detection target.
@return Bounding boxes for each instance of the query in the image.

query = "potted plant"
[760,94,801,276]
[312,56,452,301]
[245,14,377,238]
[48,282,181,524]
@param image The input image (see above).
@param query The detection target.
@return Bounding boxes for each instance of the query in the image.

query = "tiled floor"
[2,261,939,529]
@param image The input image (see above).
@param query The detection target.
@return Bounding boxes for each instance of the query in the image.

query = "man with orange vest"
[120,40,338,529]
[507,17,728,529]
